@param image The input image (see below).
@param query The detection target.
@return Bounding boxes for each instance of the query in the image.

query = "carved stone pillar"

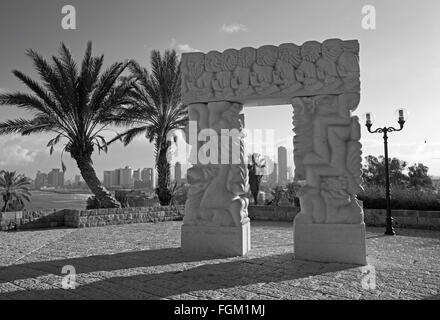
[181,101,251,256]
[292,93,366,265]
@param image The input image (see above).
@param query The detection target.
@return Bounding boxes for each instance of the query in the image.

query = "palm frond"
[107,126,148,146]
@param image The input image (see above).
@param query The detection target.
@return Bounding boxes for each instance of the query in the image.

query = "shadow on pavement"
[0,248,358,299]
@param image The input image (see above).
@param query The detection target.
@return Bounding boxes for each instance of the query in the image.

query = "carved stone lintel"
[181,39,360,105]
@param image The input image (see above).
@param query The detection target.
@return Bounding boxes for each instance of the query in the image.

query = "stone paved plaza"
[0,221,439,300]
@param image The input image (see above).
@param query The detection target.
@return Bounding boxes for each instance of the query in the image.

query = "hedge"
[357,184,440,211]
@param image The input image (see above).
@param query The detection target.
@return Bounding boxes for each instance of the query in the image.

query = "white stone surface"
[181,222,251,257]
[294,223,367,265]
[181,39,360,105]
[182,38,364,262]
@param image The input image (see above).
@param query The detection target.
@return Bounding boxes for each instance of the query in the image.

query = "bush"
[358,184,440,211]
[171,184,189,205]
[86,196,100,209]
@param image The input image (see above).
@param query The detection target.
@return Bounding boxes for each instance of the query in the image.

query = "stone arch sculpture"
[180,39,366,265]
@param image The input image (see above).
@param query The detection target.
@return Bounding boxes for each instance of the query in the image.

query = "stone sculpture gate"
[179,39,366,265]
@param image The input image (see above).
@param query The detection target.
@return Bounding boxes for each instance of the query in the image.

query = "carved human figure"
[320,176,363,224]
[181,53,205,97]
[316,39,344,90]
[251,45,280,95]
[205,51,224,98]
[201,101,248,226]
[183,165,217,225]
[291,92,363,226]
[296,41,324,91]
[210,49,237,98]
[185,101,249,227]
[187,103,209,165]
[273,43,302,94]
[338,41,360,90]
[231,47,256,96]
[294,185,326,224]
[227,163,249,226]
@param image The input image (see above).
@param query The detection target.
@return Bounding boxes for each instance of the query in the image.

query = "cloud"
[219,23,248,33]
[169,38,201,54]
[0,144,37,166]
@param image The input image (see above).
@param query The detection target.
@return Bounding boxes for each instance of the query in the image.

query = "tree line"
[362,155,434,189]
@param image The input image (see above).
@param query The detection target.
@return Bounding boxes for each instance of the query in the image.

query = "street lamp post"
[364,109,407,236]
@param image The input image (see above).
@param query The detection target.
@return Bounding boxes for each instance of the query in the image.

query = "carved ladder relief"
[292,93,364,225]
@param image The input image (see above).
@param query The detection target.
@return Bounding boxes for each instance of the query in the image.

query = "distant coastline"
[33,189,92,195]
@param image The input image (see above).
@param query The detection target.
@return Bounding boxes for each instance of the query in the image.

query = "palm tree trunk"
[2,200,8,212]
[74,155,120,208]
[156,144,171,206]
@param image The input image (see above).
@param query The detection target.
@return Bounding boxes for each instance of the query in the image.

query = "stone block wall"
[66,206,185,228]
[1,206,185,231]
[364,209,440,230]
[248,205,301,222]
[248,205,440,230]
[0,210,66,231]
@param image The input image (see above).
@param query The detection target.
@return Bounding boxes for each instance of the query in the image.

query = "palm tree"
[0,171,32,212]
[108,50,187,206]
[0,42,132,208]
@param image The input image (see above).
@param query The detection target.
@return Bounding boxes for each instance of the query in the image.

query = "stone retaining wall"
[248,205,440,230]
[66,206,184,228]
[0,206,185,231]
[364,209,440,230]
[3,205,439,231]
[248,205,301,221]
[0,210,66,231]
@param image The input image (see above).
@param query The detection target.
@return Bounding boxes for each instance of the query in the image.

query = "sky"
[0,0,440,180]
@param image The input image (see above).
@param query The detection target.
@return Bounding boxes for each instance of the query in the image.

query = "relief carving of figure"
[294,186,326,224]
[181,52,214,100]
[210,49,237,98]
[273,43,302,94]
[231,47,256,96]
[187,103,209,165]
[320,176,363,224]
[296,41,324,91]
[185,102,249,227]
[316,39,344,90]
[183,165,218,225]
[338,41,360,90]
[205,51,225,98]
[251,45,280,95]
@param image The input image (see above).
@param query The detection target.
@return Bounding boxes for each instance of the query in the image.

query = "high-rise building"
[35,171,48,189]
[278,146,288,185]
[133,169,141,182]
[141,168,154,188]
[269,163,278,185]
[174,162,182,184]
[103,171,113,188]
[48,169,64,189]
[112,169,121,187]
[120,166,133,188]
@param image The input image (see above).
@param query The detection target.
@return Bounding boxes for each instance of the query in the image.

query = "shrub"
[86,196,100,209]
[171,184,189,205]
[358,184,440,211]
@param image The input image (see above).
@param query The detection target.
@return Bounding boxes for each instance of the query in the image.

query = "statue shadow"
[0,247,359,299]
